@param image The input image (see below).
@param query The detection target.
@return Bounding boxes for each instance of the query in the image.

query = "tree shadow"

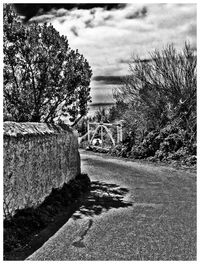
[4,179,132,260]
[72,181,132,220]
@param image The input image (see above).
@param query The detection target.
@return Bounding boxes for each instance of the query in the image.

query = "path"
[27,150,196,260]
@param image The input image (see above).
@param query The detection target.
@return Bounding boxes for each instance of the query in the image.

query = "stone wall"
[3,122,80,219]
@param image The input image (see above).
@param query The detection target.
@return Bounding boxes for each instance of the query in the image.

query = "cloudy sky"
[18,3,197,105]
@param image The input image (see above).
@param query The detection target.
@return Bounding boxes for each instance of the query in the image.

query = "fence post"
[87,121,90,144]
[101,124,103,147]
[117,124,119,143]
[119,122,123,142]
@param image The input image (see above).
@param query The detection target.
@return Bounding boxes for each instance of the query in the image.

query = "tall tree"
[4,4,92,123]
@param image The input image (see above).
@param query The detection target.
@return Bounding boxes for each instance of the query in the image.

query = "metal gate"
[87,121,123,148]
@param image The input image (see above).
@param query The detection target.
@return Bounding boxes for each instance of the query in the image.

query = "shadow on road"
[5,180,132,260]
[72,181,132,220]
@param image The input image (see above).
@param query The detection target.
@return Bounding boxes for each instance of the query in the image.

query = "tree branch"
[71,115,83,127]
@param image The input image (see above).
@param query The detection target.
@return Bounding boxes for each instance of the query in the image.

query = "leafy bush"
[108,42,196,166]
[110,123,196,166]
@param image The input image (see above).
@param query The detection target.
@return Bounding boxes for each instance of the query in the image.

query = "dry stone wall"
[3,122,80,219]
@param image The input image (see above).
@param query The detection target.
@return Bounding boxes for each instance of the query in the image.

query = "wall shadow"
[72,181,132,220]
[5,179,132,260]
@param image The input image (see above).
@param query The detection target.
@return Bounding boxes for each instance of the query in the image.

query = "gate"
[87,121,123,148]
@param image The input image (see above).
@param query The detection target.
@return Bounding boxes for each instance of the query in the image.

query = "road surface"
[27,150,196,260]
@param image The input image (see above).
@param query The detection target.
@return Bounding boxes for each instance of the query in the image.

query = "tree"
[3,4,92,123]
[108,100,127,122]
[94,107,110,123]
[115,43,196,134]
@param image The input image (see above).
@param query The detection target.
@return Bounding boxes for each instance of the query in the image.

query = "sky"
[16,3,197,105]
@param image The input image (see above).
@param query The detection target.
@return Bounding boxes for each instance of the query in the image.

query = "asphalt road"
[27,150,196,260]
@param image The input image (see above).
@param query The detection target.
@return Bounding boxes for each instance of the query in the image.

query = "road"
[27,150,196,260]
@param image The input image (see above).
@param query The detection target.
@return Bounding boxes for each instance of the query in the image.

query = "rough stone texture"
[4,122,81,219]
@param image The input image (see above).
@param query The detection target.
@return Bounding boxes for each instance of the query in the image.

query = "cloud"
[14,3,196,71]
[11,3,196,105]
[70,26,79,37]
[118,59,131,64]
[13,3,126,22]
[93,76,124,85]
[85,19,94,28]
[125,6,147,19]
[119,58,153,64]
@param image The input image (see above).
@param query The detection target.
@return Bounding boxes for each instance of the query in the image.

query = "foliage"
[108,101,127,122]
[74,116,88,136]
[4,4,92,123]
[116,43,196,131]
[109,122,196,166]
[93,107,110,123]
[109,43,196,166]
